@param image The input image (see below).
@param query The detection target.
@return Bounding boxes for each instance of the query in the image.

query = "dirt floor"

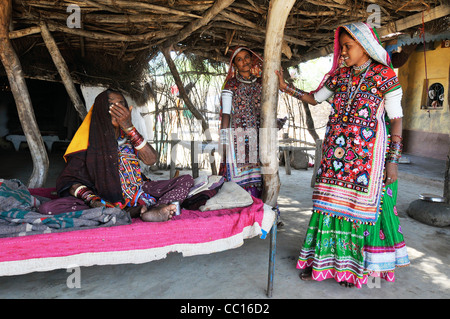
[0,147,448,300]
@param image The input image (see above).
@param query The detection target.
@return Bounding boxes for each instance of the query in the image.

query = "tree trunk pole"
[0,0,48,187]
[40,22,86,119]
[260,0,295,207]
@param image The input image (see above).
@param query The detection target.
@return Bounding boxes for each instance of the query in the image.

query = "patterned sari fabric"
[313,63,399,224]
[297,23,409,287]
[298,181,410,288]
[117,134,156,208]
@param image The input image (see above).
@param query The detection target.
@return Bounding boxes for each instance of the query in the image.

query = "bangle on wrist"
[283,84,305,100]
[386,139,403,164]
[391,134,403,141]
[73,185,87,198]
[135,140,147,150]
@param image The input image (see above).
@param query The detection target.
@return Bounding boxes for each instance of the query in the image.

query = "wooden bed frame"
[0,192,278,297]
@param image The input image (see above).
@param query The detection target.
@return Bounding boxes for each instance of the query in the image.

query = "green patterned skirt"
[297,181,410,288]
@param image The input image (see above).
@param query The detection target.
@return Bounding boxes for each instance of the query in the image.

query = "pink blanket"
[0,195,266,264]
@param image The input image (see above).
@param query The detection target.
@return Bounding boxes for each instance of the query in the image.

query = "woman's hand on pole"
[275,69,288,91]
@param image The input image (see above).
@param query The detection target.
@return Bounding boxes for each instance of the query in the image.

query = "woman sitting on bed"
[56,89,193,222]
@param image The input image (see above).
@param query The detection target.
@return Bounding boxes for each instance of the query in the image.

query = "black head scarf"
[56,90,129,203]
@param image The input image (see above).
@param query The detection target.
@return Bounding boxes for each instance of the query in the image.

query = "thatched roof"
[3,0,447,101]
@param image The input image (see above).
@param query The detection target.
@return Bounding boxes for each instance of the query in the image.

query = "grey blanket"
[0,179,131,238]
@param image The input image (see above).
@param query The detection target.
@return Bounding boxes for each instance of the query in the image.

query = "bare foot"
[140,204,176,222]
[299,269,313,281]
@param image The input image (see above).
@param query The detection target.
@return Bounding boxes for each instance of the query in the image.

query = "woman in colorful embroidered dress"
[219,47,265,198]
[56,89,193,222]
[277,22,410,288]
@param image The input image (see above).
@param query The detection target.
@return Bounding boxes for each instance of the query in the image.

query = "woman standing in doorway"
[219,47,265,198]
[277,22,410,288]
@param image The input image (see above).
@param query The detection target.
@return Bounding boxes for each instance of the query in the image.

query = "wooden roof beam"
[162,0,236,49]
[40,21,87,119]
[98,0,202,18]
[377,3,450,37]
[292,3,450,65]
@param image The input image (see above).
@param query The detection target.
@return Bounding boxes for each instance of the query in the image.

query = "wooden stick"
[99,0,202,18]
[163,0,235,49]
[8,26,41,39]
[40,22,87,120]
[46,21,158,42]
[0,0,48,188]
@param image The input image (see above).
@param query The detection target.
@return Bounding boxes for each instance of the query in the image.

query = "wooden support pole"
[0,0,48,187]
[191,140,199,179]
[170,136,179,179]
[40,22,86,119]
[266,216,277,298]
[260,0,295,207]
[284,149,291,175]
[261,0,295,298]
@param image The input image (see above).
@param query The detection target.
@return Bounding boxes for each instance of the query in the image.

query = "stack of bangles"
[281,84,305,100]
[73,185,114,207]
[386,135,403,164]
[74,185,100,206]
[125,126,147,150]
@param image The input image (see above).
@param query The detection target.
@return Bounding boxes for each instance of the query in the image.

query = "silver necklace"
[236,71,257,84]
[353,58,372,72]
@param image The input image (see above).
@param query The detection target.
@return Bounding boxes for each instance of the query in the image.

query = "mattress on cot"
[0,189,275,277]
